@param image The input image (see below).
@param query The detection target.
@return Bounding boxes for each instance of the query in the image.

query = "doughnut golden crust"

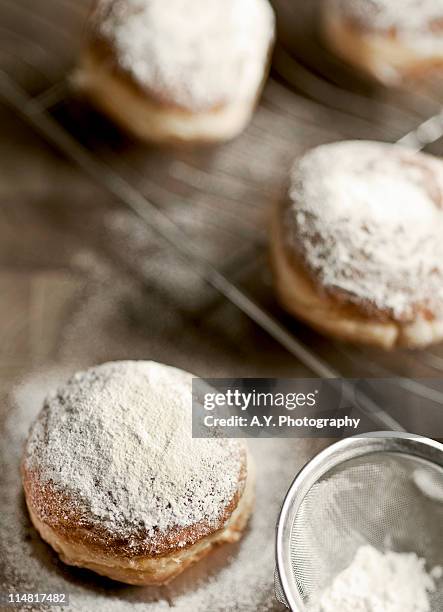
[75,0,275,144]
[271,141,443,350]
[22,361,254,585]
[22,458,254,585]
[321,0,443,84]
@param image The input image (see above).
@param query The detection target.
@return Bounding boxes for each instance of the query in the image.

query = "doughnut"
[271,140,443,349]
[22,361,254,585]
[321,0,443,84]
[75,0,275,144]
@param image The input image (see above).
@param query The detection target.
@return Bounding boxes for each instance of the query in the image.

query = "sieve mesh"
[289,452,443,610]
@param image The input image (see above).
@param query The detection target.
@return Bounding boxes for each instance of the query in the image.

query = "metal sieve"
[275,432,443,611]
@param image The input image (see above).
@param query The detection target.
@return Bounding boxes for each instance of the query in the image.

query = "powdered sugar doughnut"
[75,0,275,143]
[22,361,254,585]
[321,0,443,84]
[271,141,443,349]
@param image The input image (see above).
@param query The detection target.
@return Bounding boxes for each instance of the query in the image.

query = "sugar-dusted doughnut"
[22,361,254,585]
[76,0,275,143]
[322,0,443,84]
[271,140,443,349]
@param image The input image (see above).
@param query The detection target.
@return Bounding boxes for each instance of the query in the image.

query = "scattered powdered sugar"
[333,0,443,35]
[3,365,324,611]
[285,140,443,320]
[0,253,321,610]
[93,0,275,110]
[23,360,244,547]
[310,545,441,612]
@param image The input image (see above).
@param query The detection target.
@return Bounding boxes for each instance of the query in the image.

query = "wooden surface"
[1,0,443,609]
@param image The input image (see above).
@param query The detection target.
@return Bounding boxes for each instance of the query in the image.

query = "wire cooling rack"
[2,0,443,433]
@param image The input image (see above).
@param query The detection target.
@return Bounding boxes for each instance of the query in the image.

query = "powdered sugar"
[334,0,443,34]
[93,0,274,110]
[285,141,443,320]
[413,469,443,503]
[311,545,441,612]
[23,361,244,549]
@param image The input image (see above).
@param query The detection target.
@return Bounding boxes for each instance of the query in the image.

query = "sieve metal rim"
[275,431,443,611]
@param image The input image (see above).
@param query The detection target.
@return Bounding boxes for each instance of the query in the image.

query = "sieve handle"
[274,568,290,608]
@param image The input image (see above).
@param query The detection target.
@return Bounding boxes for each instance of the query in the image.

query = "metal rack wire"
[2,0,443,433]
